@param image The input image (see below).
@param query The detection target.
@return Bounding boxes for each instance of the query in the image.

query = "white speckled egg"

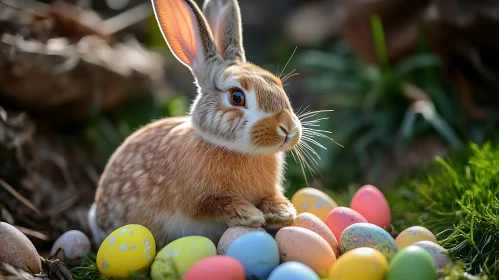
[413,241,453,273]
[50,230,91,260]
[217,226,266,255]
[96,224,156,278]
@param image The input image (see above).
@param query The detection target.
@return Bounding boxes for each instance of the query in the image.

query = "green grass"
[386,142,499,278]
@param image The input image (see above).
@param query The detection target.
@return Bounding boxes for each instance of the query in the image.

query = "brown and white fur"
[88,0,302,248]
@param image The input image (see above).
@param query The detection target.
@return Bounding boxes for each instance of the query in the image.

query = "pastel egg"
[329,247,388,280]
[217,226,265,255]
[225,231,279,279]
[350,184,391,229]
[386,245,437,280]
[413,241,452,273]
[50,230,91,260]
[395,226,437,250]
[325,207,367,242]
[291,187,338,221]
[151,236,216,280]
[292,212,339,256]
[0,222,41,273]
[340,223,398,261]
[275,226,336,277]
[184,256,245,280]
[268,261,320,280]
[96,224,156,278]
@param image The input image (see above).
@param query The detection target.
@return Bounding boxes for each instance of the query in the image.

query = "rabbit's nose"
[277,109,299,137]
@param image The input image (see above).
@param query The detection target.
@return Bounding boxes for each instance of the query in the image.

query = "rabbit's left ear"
[202,0,246,62]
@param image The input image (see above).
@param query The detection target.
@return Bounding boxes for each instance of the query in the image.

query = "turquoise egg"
[225,231,279,279]
[268,261,320,280]
[340,222,398,261]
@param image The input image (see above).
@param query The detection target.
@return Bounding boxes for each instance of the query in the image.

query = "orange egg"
[325,207,367,243]
[184,256,245,280]
[350,185,391,229]
[275,226,336,278]
[292,212,340,256]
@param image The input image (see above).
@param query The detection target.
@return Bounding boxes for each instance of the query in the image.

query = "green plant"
[293,14,463,188]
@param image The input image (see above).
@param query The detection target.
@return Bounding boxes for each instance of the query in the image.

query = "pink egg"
[350,185,391,229]
[292,212,340,256]
[325,207,367,243]
[217,226,266,255]
[184,256,245,280]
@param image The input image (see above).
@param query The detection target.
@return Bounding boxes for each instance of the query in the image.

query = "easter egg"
[291,187,338,220]
[183,256,245,280]
[96,224,156,278]
[217,226,266,255]
[268,261,320,280]
[151,236,216,280]
[225,231,279,279]
[350,184,391,229]
[0,222,41,273]
[292,212,339,256]
[329,247,388,280]
[413,241,452,273]
[386,245,437,280]
[395,226,437,250]
[325,207,367,242]
[50,230,91,260]
[275,226,336,277]
[340,223,398,261]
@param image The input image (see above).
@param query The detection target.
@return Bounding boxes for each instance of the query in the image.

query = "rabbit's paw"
[227,206,265,227]
[259,196,297,230]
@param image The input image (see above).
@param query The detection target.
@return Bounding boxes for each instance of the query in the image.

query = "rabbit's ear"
[202,0,246,62]
[152,0,220,73]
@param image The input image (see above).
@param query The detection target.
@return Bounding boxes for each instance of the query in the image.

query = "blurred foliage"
[290,14,471,189]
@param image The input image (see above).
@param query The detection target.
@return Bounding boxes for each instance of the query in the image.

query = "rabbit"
[88,0,303,248]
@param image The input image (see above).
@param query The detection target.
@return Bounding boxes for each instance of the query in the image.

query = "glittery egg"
[291,187,338,221]
[350,184,392,229]
[50,230,91,260]
[0,222,41,273]
[329,247,388,280]
[151,236,216,280]
[292,212,339,256]
[325,207,367,243]
[96,224,156,278]
[217,226,265,255]
[275,226,336,277]
[340,223,398,261]
[413,241,452,273]
[395,226,437,250]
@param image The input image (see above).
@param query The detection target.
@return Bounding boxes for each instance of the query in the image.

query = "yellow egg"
[329,247,388,280]
[395,226,437,250]
[151,236,216,280]
[96,224,156,278]
[291,187,338,221]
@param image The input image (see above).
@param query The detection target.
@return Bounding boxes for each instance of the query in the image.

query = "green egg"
[386,245,437,280]
[151,236,216,280]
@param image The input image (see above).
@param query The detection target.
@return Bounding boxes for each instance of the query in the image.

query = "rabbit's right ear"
[151,0,220,75]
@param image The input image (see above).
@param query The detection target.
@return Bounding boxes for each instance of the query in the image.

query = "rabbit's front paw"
[227,206,265,227]
[259,196,297,230]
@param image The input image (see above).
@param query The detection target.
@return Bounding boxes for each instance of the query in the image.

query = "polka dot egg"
[96,224,156,278]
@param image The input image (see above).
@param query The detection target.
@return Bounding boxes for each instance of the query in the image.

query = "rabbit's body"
[89,0,302,248]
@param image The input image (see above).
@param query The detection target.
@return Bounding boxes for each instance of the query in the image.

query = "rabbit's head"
[152,0,301,154]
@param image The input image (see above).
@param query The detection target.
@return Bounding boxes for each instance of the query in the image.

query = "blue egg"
[268,262,320,280]
[225,231,279,279]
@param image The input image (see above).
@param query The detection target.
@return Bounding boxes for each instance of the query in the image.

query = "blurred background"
[1,0,499,255]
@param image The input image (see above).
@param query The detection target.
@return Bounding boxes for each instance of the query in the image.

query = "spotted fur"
[88,0,302,248]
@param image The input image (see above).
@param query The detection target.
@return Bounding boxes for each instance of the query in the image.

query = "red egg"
[184,256,245,280]
[350,185,392,229]
[325,207,367,243]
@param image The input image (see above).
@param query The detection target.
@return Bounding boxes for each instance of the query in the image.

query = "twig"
[14,225,49,241]
[0,178,41,215]
[98,2,152,35]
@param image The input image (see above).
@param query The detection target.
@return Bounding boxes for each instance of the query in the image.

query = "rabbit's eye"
[230,90,246,106]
